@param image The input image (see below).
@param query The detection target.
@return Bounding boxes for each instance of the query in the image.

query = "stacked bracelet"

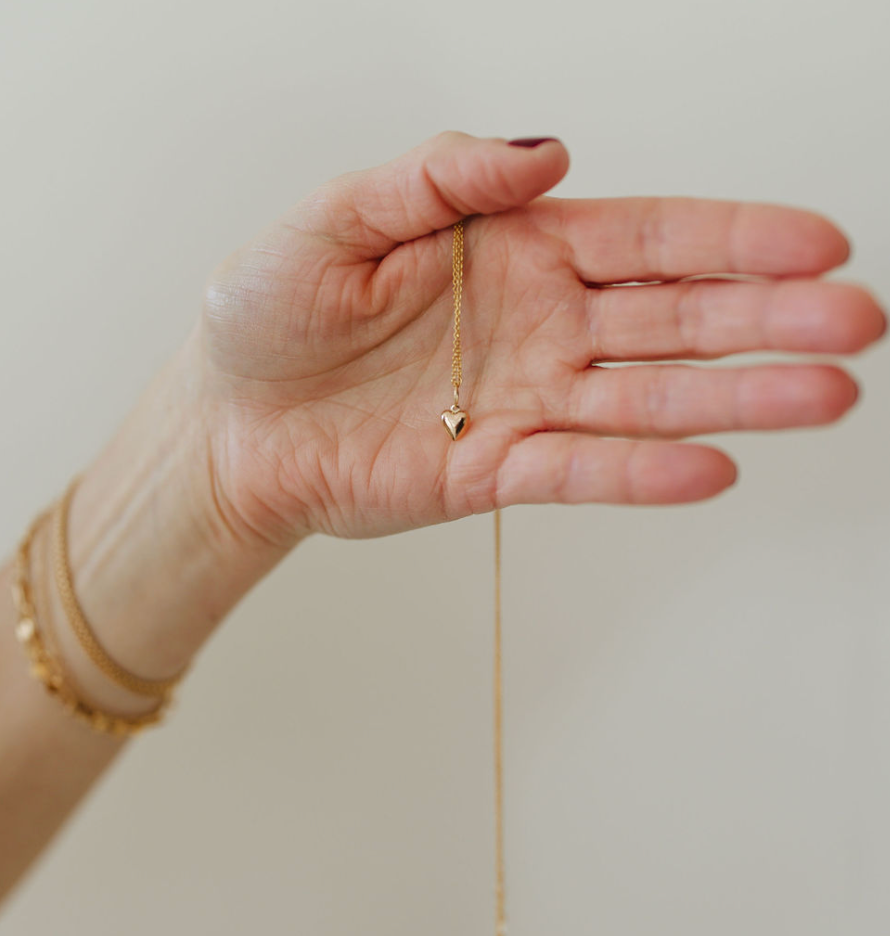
[12,481,184,736]
[52,475,189,698]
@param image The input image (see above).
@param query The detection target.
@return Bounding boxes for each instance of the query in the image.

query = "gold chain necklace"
[440,218,507,935]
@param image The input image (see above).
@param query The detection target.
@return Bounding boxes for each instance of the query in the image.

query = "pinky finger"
[496,432,738,507]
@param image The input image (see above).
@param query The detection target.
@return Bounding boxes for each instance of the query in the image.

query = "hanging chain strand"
[494,504,506,935]
[441,219,469,440]
[451,218,464,408]
[447,218,507,935]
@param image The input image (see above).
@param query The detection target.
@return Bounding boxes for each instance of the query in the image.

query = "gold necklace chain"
[493,503,505,935]
[450,218,464,407]
[441,218,506,935]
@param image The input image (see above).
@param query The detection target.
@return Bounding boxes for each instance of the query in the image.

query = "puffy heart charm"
[441,407,469,440]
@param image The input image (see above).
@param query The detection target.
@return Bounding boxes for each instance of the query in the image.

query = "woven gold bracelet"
[52,475,188,698]
[12,506,168,737]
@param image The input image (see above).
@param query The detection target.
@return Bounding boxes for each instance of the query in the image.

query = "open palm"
[196,131,886,544]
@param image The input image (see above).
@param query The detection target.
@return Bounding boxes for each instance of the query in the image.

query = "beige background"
[1,0,888,933]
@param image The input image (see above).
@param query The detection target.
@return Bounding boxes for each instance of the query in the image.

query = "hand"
[194,130,887,545]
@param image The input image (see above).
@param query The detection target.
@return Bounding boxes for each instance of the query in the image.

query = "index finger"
[535,195,851,284]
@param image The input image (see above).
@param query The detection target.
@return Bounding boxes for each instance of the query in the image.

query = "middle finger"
[582,276,886,365]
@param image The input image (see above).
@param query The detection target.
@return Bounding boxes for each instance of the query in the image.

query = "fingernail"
[507,137,560,148]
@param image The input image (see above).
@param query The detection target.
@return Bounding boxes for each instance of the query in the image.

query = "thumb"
[292,130,570,259]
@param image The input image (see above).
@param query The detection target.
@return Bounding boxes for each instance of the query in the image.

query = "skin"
[0,130,885,905]
[198,131,881,541]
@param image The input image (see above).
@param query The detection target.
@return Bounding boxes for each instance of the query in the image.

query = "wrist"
[45,325,305,706]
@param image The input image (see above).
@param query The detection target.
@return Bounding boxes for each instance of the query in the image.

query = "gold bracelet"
[12,506,167,736]
[52,475,188,699]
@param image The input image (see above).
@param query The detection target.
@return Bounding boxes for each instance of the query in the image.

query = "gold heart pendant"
[441,407,469,441]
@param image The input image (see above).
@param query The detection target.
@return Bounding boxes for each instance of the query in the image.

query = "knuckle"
[428,129,469,151]
[638,198,669,278]
[624,442,647,504]
[640,367,671,434]
[557,438,582,502]
[730,368,748,432]
[585,286,606,360]
[674,281,703,354]
[726,201,745,274]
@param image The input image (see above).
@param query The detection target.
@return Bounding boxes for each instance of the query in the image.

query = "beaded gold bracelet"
[12,505,168,736]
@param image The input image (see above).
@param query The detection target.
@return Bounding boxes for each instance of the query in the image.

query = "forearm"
[0,326,304,905]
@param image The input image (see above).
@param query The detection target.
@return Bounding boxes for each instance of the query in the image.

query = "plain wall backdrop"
[1,1,888,933]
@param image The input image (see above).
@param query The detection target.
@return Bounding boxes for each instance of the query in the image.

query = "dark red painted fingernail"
[507,137,559,148]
